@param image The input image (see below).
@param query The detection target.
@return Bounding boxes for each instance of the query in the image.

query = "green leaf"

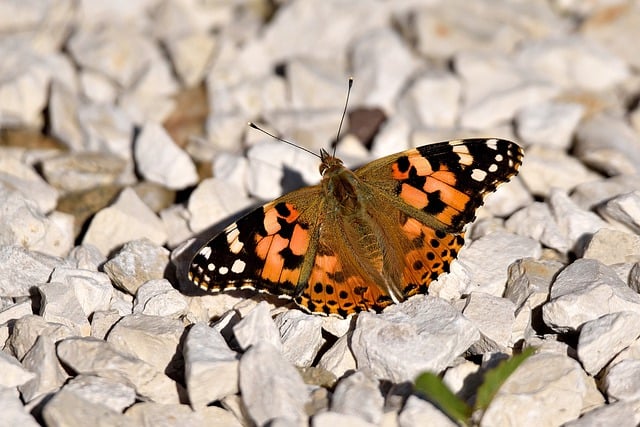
[474,347,536,411]
[414,371,472,425]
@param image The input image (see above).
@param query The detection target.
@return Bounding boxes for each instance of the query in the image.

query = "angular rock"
[442,359,482,400]
[287,58,346,110]
[165,32,217,87]
[331,371,383,424]
[370,115,411,158]
[64,374,136,413]
[312,411,377,427]
[83,188,167,255]
[134,122,198,190]
[517,145,601,196]
[40,152,127,193]
[577,311,640,376]
[66,244,106,271]
[0,351,35,387]
[187,178,253,234]
[50,267,113,316]
[515,36,630,91]
[38,281,91,336]
[575,114,640,176]
[0,156,59,214]
[582,2,640,70]
[0,245,66,297]
[125,402,242,427]
[462,292,516,353]
[0,187,71,257]
[80,70,118,104]
[543,259,640,332]
[481,352,590,426]
[564,400,640,427]
[7,315,75,361]
[572,175,640,211]
[57,337,180,403]
[68,27,158,88]
[106,314,185,375]
[274,310,324,367]
[598,191,640,235]
[317,333,357,380]
[0,43,51,128]
[103,238,170,295]
[351,28,419,112]
[90,309,123,340]
[603,359,640,402]
[504,258,563,336]
[581,229,640,265]
[0,387,40,427]
[351,296,480,383]
[77,103,135,159]
[398,395,458,427]
[456,231,541,296]
[548,188,608,252]
[398,72,461,129]
[456,52,558,129]
[239,341,309,426]
[412,0,565,59]
[160,204,193,249]
[184,322,239,408]
[0,300,32,326]
[233,301,282,352]
[481,176,532,218]
[133,279,189,318]
[42,389,135,427]
[505,202,570,253]
[515,101,583,149]
[19,335,68,402]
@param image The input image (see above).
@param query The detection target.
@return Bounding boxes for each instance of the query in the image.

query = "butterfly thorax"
[319,150,363,215]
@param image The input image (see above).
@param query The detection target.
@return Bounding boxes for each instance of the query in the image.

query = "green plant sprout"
[414,347,536,426]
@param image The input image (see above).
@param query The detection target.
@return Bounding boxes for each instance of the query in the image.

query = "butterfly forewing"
[356,138,524,232]
[187,138,523,317]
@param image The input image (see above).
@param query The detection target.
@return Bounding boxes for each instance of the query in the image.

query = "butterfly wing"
[355,138,524,232]
[352,138,523,303]
[188,186,325,299]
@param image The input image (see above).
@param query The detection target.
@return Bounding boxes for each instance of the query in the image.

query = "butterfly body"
[188,139,523,318]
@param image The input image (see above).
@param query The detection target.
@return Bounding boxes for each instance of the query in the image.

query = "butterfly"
[187,139,523,318]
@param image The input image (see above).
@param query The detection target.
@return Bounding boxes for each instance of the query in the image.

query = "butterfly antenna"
[333,77,353,156]
[248,122,321,159]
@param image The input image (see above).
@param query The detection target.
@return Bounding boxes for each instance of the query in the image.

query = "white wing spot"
[452,144,473,166]
[495,153,504,162]
[229,239,244,255]
[219,266,229,275]
[488,164,498,173]
[231,259,246,274]
[207,263,216,271]
[486,139,498,150]
[199,246,212,259]
[471,169,487,182]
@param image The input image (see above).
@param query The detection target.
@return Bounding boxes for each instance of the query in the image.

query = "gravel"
[2,0,640,425]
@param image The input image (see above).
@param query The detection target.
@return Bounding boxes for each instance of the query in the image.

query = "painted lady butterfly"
[188,138,523,317]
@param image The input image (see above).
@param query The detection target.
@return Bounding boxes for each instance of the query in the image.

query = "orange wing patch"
[255,202,310,292]
[399,216,464,298]
[294,245,393,317]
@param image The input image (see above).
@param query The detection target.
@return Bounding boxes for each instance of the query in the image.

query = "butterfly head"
[319,148,345,176]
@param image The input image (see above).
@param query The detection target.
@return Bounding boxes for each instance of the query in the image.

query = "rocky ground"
[2,0,640,426]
